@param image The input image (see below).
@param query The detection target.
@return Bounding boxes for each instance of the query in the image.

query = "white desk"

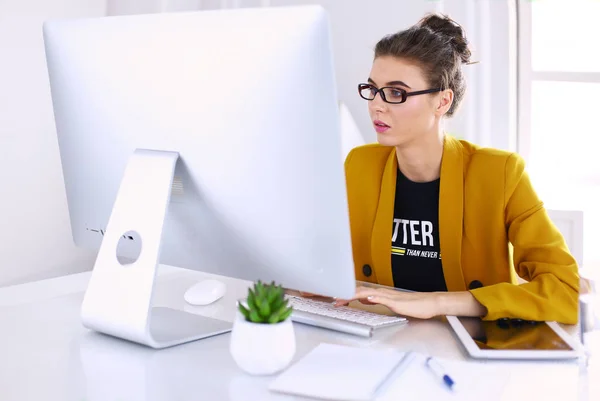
[0,266,598,401]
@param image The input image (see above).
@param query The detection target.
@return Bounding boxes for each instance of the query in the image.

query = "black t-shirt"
[391,169,447,292]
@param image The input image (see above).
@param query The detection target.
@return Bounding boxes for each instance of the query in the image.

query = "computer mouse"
[184,279,226,306]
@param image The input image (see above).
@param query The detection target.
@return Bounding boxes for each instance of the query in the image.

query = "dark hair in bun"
[374,13,473,117]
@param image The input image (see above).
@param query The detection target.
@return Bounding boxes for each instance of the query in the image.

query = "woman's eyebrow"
[367,77,412,89]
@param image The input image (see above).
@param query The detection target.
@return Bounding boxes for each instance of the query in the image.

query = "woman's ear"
[435,89,454,117]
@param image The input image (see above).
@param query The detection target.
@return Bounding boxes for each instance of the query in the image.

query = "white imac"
[43,5,356,349]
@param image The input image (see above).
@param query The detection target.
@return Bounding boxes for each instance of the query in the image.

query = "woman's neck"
[395,132,445,183]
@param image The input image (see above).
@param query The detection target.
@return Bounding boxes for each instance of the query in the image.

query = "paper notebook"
[268,342,407,401]
[268,343,510,401]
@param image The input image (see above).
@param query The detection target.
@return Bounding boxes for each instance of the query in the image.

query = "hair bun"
[419,13,471,64]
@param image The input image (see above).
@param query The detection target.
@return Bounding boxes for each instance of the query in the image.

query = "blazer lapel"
[370,148,397,287]
[439,136,466,291]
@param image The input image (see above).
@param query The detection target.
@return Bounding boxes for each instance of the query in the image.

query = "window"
[518,0,600,270]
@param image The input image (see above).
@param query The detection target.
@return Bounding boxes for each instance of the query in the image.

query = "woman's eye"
[390,90,403,98]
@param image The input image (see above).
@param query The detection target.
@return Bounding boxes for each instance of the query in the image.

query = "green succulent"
[238,280,293,324]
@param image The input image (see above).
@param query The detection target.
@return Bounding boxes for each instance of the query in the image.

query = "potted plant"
[229,280,296,375]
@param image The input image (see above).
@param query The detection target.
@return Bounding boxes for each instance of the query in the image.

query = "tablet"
[447,316,582,359]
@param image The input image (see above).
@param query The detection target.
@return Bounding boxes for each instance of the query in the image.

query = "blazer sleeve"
[469,153,580,324]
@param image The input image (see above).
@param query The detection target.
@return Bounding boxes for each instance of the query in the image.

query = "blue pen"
[425,356,456,390]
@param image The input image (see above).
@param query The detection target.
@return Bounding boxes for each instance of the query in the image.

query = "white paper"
[268,342,407,401]
[376,352,510,401]
[269,342,511,401]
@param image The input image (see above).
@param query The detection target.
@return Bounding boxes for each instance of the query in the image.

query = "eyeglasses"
[358,83,442,104]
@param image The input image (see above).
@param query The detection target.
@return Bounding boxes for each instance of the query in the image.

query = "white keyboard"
[286,295,407,337]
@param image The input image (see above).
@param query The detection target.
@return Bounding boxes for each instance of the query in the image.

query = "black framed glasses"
[358,83,442,104]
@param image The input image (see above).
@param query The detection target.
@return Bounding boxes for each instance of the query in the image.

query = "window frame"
[517,0,600,181]
[517,0,600,269]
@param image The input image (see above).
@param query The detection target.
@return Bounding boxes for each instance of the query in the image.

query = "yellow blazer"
[344,135,579,324]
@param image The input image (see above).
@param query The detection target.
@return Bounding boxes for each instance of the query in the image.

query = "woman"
[333,13,579,324]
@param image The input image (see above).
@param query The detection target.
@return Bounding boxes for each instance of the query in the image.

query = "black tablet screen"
[456,317,574,351]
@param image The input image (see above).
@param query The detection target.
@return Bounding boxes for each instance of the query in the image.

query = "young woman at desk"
[316,14,579,324]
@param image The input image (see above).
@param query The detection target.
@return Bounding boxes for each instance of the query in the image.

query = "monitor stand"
[80,149,233,349]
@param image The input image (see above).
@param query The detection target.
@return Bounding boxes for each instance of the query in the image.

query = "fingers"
[332,288,390,307]
[333,299,351,307]
[361,295,390,307]
[299,291,331,298]
[354,287,384,299]
[338,295,393,308]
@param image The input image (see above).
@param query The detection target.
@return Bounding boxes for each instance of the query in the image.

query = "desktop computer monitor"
[43,5,356,348]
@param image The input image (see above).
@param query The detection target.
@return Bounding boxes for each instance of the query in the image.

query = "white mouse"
[184,279,226,306]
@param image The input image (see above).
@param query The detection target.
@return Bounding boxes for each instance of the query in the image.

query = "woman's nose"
[369,95,387,113]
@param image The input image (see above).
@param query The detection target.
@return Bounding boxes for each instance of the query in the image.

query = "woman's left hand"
[333,286,487,319]
[333,286,441,319]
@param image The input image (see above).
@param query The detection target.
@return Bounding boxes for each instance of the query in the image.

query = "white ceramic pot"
[229,311,296,375]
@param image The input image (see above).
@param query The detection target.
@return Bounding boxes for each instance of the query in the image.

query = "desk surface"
[0,266,598,401]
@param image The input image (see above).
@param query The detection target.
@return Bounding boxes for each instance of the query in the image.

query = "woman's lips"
[374,119,390,133]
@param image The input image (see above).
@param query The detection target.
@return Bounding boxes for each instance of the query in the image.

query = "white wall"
[441,0,517,151]
[0,0,107,287]
[209,0,516,149]
[261,0,443,144]
[107,0,205,15]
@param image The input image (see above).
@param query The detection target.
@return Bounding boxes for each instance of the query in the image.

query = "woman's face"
[366,56,448,147]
